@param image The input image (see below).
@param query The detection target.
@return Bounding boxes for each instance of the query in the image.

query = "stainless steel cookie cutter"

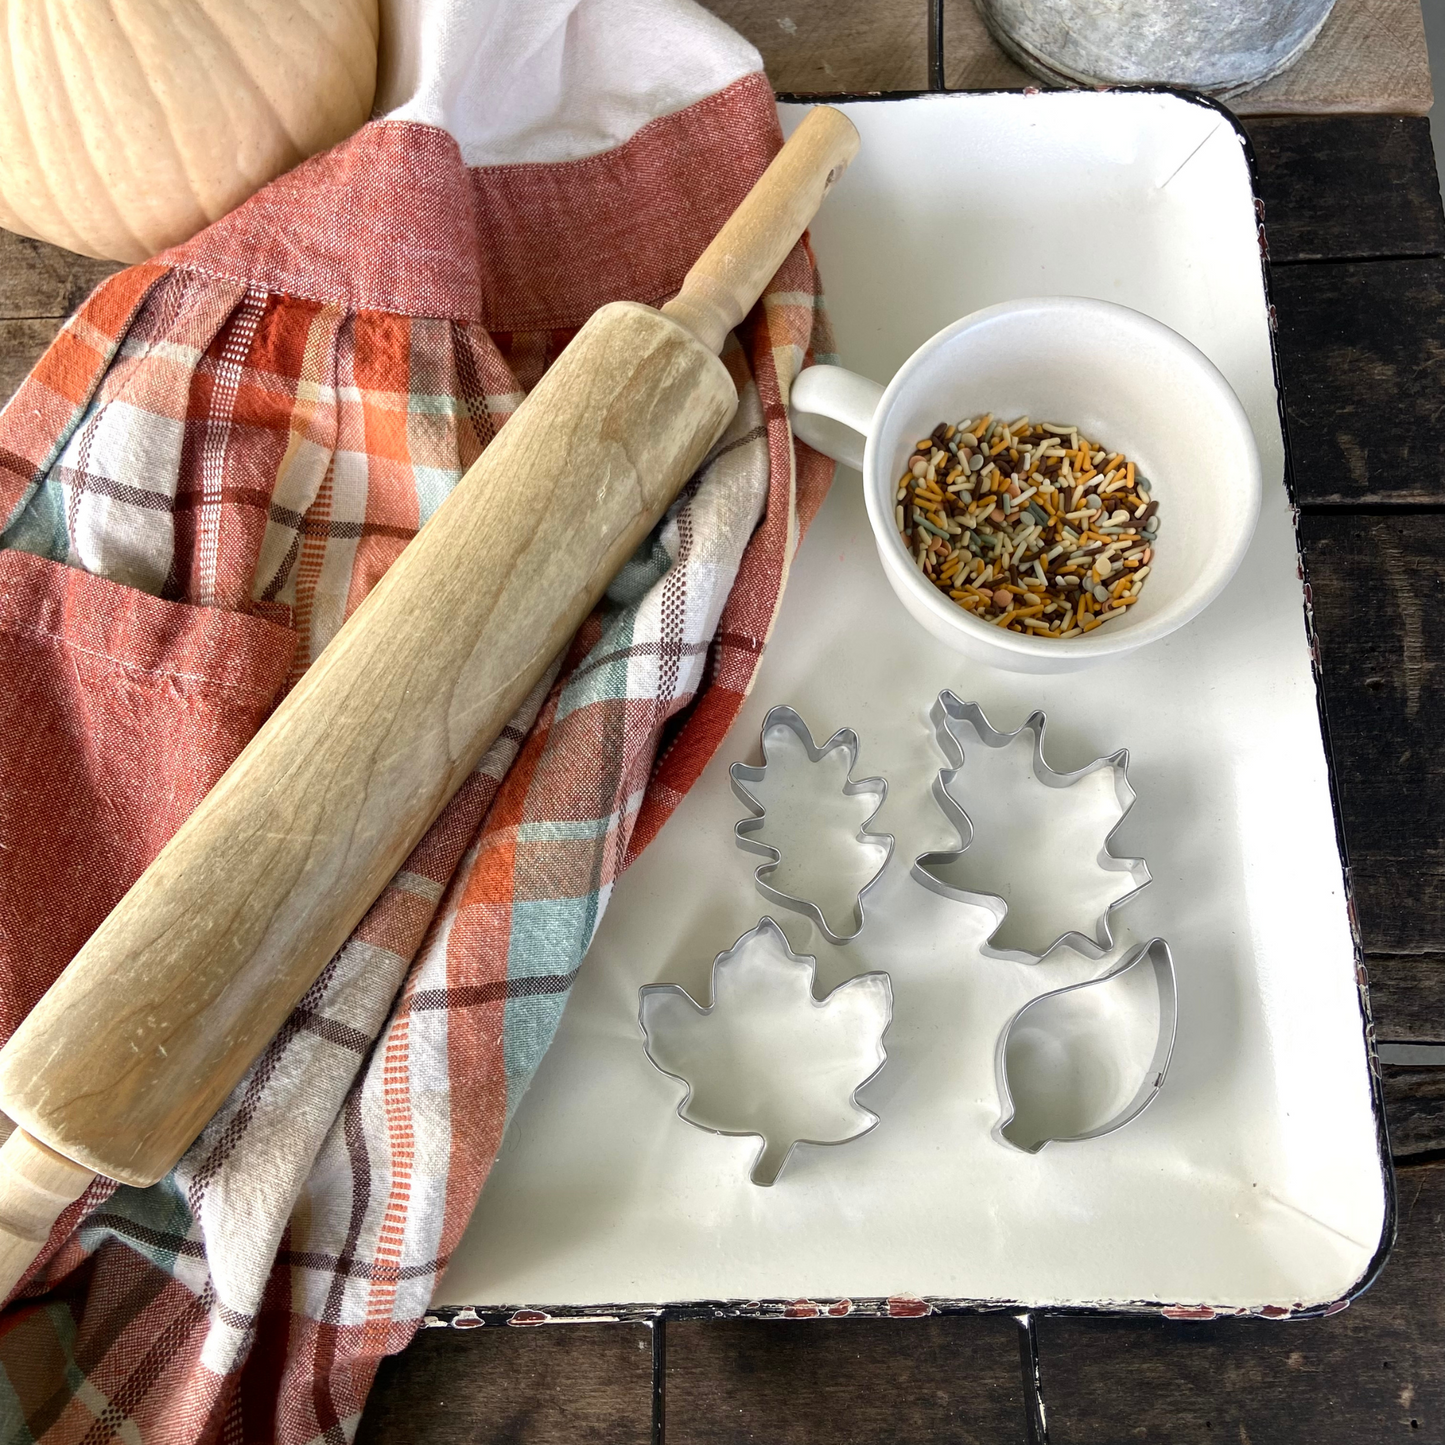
[730,705,894,946]
[638,917,894,1186]
[912,690,1151,963]
[995,937,1178,1152]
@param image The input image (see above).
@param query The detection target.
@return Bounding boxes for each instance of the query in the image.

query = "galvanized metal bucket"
[974,0,1336,98]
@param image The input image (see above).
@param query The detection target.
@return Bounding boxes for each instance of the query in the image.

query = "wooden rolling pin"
[0,106,860,1296]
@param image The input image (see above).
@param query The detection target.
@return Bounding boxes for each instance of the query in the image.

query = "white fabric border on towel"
[376,0,763,166]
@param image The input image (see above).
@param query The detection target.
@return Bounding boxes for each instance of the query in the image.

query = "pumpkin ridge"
[87,0,208,256]
[40,1,152,259]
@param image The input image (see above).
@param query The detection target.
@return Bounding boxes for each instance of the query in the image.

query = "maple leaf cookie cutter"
[639,917,894,1186]
[912,691,1151,964]
[729,705,894,946]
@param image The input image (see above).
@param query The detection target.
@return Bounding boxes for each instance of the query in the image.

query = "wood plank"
[942,0,1432,115]
[1036,1159,1445,1443]
[1231,0,1433,117]
[0,318,64,412]
[1300,514,1445,957]
[700,1,930,94]
[1274,259,1445,505]
[1247,117,1445,263]
[1384,1064,1445,1160]
[941,0,1031,92]
[666,1314,1024,1443]
[0,230,120,321]
[355,1322,654,1445]
[1367,954,1445,1044]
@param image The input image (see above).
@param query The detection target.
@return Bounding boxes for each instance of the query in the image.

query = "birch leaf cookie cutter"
[639,918,893,1185]
[912,691,1150,963]
[996,937,1178,1152]
[730,705,894,946]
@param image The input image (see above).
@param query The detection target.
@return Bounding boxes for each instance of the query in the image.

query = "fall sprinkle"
[894,415,1160,637]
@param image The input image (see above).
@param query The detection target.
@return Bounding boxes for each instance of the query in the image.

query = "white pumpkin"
[0,0,379,262]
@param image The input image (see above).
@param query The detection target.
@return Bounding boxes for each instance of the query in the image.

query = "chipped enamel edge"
[911,690,1152,963]
[637,917,894,1186]
[729,705,895,946]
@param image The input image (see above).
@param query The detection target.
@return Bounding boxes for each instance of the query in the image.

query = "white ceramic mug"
[789,297,1262,673]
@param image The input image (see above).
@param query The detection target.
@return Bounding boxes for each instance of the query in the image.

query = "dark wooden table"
[4,24,1444,1445]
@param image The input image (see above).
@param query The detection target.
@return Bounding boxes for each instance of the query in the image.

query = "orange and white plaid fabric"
[0,72,835,1442]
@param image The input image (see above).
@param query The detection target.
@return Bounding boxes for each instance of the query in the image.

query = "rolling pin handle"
[0,1128,96,1300]
[661,105,860,354]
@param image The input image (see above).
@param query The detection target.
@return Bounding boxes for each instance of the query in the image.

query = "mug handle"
[789,365,885,471]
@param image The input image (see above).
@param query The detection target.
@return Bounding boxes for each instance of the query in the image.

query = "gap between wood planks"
[1380,1045,1445,1064]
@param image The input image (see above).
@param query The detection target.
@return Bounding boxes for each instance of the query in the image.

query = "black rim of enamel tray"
[438,86,1396,1335]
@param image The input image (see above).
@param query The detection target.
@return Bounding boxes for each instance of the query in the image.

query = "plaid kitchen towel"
[0,1,836,1439]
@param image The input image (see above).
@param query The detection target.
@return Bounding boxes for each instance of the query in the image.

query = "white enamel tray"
[438,91,1390,1317]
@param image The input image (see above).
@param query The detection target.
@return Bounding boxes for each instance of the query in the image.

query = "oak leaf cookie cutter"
[912,691,1151,964]
[995,936,1178,1152]
[729,705,894,946]
[638,917,894,1186]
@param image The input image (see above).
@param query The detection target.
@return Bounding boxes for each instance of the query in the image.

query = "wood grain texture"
[665,1315,1024,1443]
[355,1323,654,1445]
[1383,1066,1445,1160]
[1367,954,1445,1044]
[0,302,735,1186]
[1300,514,1445,956]
[1274,259,1445,505]
[0,317,63,411]
[0,230,121,319]
[1248,116,1445,263]
[943,0,1432,113]
[1230,0,1433,116]
[700,0,930,93]
[941,0,1031,91]
[1036,1160,1445,1443]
